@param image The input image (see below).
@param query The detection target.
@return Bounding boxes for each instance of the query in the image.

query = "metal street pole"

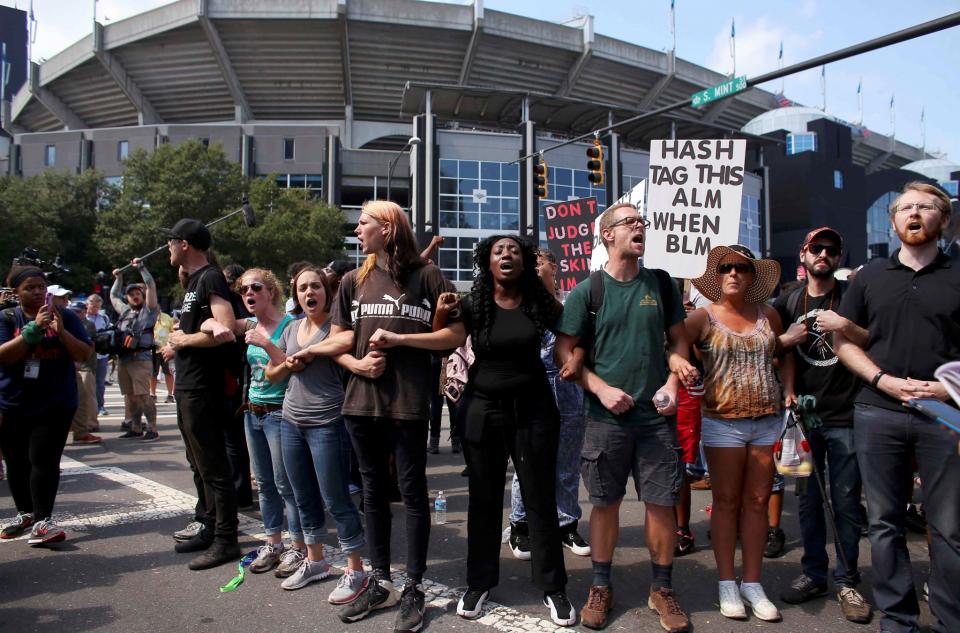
[386,136,421,201]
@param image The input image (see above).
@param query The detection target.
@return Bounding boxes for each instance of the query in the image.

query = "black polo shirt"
[838,248,960,411]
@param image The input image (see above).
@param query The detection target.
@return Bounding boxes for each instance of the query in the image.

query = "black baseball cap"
[162,219,211,251]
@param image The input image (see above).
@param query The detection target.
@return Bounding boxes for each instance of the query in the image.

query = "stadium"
[1,0,956,283]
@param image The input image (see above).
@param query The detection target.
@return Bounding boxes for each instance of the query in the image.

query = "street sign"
[691,75,748,107]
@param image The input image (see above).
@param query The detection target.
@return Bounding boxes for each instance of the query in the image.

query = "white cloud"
[705,16,821,81]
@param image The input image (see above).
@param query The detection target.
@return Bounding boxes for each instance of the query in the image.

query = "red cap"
[803,226,843,250]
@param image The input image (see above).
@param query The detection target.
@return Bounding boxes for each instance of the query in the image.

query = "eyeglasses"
[240,282,264,293]
[896,202,939,214]
[608,215,650,230]
[806,243,841,257]
[717,262,754,275]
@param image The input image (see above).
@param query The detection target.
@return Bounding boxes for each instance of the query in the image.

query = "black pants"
[344,416,430,580]
[176,389,238,541]
[462,416,566,593]
[224,393,253,507]
[0,406,74,521]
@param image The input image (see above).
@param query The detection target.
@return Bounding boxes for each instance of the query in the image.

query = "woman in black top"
[368,235,576,626]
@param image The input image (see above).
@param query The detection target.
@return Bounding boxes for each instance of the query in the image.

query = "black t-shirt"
[176,265,235,391]
[774,283,859,425]
[838,249,960,411]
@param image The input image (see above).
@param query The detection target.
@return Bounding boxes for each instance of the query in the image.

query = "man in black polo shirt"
[836,182,960,633]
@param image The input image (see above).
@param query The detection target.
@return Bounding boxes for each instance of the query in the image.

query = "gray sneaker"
[173,521,204,542]
[274,546,306,578]
[281,558,332,590]
[339,577,401,623]
[249,543,283,574]
[328,570,369,605]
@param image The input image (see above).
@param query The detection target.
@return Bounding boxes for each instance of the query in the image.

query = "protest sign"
[590,180,645,271]
[644,139,746,279]
[543,196,600,292]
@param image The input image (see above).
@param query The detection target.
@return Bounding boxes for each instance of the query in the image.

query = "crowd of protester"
[0,182,958,633]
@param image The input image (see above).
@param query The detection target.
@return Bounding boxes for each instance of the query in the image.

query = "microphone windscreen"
[242,203,257,228]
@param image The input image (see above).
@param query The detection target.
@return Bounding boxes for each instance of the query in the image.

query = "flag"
[778,41,783,61]
[857,79,861,95]
[729,18,736,76]
[731,18,735,38]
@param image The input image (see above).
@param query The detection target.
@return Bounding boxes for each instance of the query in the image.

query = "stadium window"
[44,145,56,167]
[941,181,958,197]
[786,133,817,155]
[283,138,295,160]
[200,138,210,149]
[118,140,129,161]
[833,169,844,190]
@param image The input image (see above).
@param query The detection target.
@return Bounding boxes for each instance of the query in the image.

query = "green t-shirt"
[556,268,685,427]
[246,314,293,405]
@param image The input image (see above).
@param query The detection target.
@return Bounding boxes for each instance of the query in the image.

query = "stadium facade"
[1,0,956,284]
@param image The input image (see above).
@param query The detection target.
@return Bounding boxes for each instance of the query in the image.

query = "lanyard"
[219,550,258,593]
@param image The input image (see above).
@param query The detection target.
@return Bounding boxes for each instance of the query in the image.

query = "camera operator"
[0,264,93,546]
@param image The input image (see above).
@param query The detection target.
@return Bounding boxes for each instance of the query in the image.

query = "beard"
[895,224,939,246]
[803,260,837,279]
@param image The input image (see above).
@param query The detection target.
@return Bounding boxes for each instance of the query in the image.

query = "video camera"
[1,247,72,309]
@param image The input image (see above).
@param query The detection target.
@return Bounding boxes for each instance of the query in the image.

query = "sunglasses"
[240,282,265,293]
[806,243,841,257]
[717,262,754,275]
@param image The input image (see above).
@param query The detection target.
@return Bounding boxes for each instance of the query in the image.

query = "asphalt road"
[0,385,938,633]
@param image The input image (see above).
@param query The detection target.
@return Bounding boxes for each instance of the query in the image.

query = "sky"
[3,0,958,162]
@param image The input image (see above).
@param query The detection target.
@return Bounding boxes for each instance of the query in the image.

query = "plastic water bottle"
[434,490,447,525]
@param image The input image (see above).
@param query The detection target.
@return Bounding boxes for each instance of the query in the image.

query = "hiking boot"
[543,591,576,626]
[560,523,591,556]
[281,558,332,590]
[1,512,34,539]
[395,581,426,633]
[173,521,204,542]
[249,543,283,574]
[780,574,827,604]
[27,519,66,546]
[457,588,489,619]
[329,570,368,605]
[141,431,160,442]
[838,586,872,623]
[763,527,786,558]
[580,585,613,630]
[73,433,102,444]
[674,528,695,556]
[509,521,532,560]
[188,539,241,570]
[119,429,143,439]
[648,587,690,633]
[339,577,400,623]
[739,582,781,622]
[174,529,213,553]
[274,546,306,578]
[428,436,440,454]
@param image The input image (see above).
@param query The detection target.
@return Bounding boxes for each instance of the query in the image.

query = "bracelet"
[21,321,43,345]
[871,370,886,389]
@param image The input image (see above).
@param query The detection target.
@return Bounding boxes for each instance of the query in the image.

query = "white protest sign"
[590,179,646,271]
[644,139,746,279]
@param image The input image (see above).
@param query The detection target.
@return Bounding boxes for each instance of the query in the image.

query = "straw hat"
[691,245,781,304]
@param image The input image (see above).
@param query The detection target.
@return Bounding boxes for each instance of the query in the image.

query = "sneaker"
[27,519,66,546]
[188,540,242,570]
[150,394,157,401]
[274,546,306,578]
[580,585,613,630]
[509,521,532,560]
[674,528,695,557]
[560,523,591,556]
[739,582,781,622]
[329,570,369,605]
[780,574,827,604]
[395,581,426,633]
[73,433,102,444]
[718,581,747,620]
[174,530,213,553]
[451,437,461,454]
[119,429,143,439]
[838,586,872,624]
[690,475,711,490]
[249,543,283,574]
[173,521,204,542]
[141,431,160,442]
[339,577,401,623]
[648,587,690,633]
[165,395,175,403]
[543,591,576,626]
[763,527,786,558]
[120,419,131,430]
[281,558,332,590]
[99,407,109,416]
[428,436,440,454]
[0,512,33,539]
[457,589,489,619]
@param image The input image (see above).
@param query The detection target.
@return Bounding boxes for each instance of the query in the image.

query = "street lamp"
[386,136,421,201]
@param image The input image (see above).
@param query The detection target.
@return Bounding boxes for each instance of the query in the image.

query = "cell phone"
[46,293,55,310]
[907,398,960,434]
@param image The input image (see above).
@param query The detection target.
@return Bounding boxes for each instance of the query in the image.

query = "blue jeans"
[95,356,108,410]
[244,410,301,541]
[855,403,960,633]
[280,417,365,552]
[797,426,862,588]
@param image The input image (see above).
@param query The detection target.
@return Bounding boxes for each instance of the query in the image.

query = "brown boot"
[580,585,613,630]
[648,588,690,633]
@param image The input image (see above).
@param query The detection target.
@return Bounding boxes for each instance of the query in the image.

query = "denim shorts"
[701,414,782,448]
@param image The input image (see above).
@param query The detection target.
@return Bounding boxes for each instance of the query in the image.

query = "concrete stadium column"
[241,134,254,179]
[606,130,621,203]
[519,117,537,239]
[324,135,341,207]
[411,110,438,246]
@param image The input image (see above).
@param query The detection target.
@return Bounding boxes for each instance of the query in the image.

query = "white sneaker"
[718,580,747,619]
[740,582,781,622]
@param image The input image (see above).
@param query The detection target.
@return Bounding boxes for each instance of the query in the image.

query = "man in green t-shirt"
[556,202,697,632]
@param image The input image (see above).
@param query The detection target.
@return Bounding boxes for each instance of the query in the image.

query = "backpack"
[443,336,475,403]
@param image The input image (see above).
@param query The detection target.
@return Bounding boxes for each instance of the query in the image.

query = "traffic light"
[586,138,604,186]
[533,157,549,199]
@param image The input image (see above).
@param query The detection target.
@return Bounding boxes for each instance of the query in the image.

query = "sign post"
[690,75,748,107]
[543,196,600,292]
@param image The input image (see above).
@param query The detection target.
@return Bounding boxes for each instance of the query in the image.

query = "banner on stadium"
[590,179,646,272]
[543,196,600,292]
[644,139,746,279]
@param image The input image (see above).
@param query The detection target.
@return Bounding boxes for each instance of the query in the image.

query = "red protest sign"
[543,196,599,292]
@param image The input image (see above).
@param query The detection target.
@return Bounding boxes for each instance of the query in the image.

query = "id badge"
[24,359,40,379]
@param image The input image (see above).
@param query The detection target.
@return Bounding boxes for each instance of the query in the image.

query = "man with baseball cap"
[162,219,212,251]
[773,227,872,623]
[68,300,101,445]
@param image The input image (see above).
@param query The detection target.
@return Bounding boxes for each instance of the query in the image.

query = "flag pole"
[857,78,863,125]
[778,40,784,94]
[821,65,826,111]
[730,18,736,77]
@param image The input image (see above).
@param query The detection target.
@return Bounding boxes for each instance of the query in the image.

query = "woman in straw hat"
[684,245,795,623]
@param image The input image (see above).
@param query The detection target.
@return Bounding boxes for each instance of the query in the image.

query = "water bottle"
[653,390,671,411]
[434,490,447,525]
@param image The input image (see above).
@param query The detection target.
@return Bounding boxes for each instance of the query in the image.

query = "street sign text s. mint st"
[691,75,748,107]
